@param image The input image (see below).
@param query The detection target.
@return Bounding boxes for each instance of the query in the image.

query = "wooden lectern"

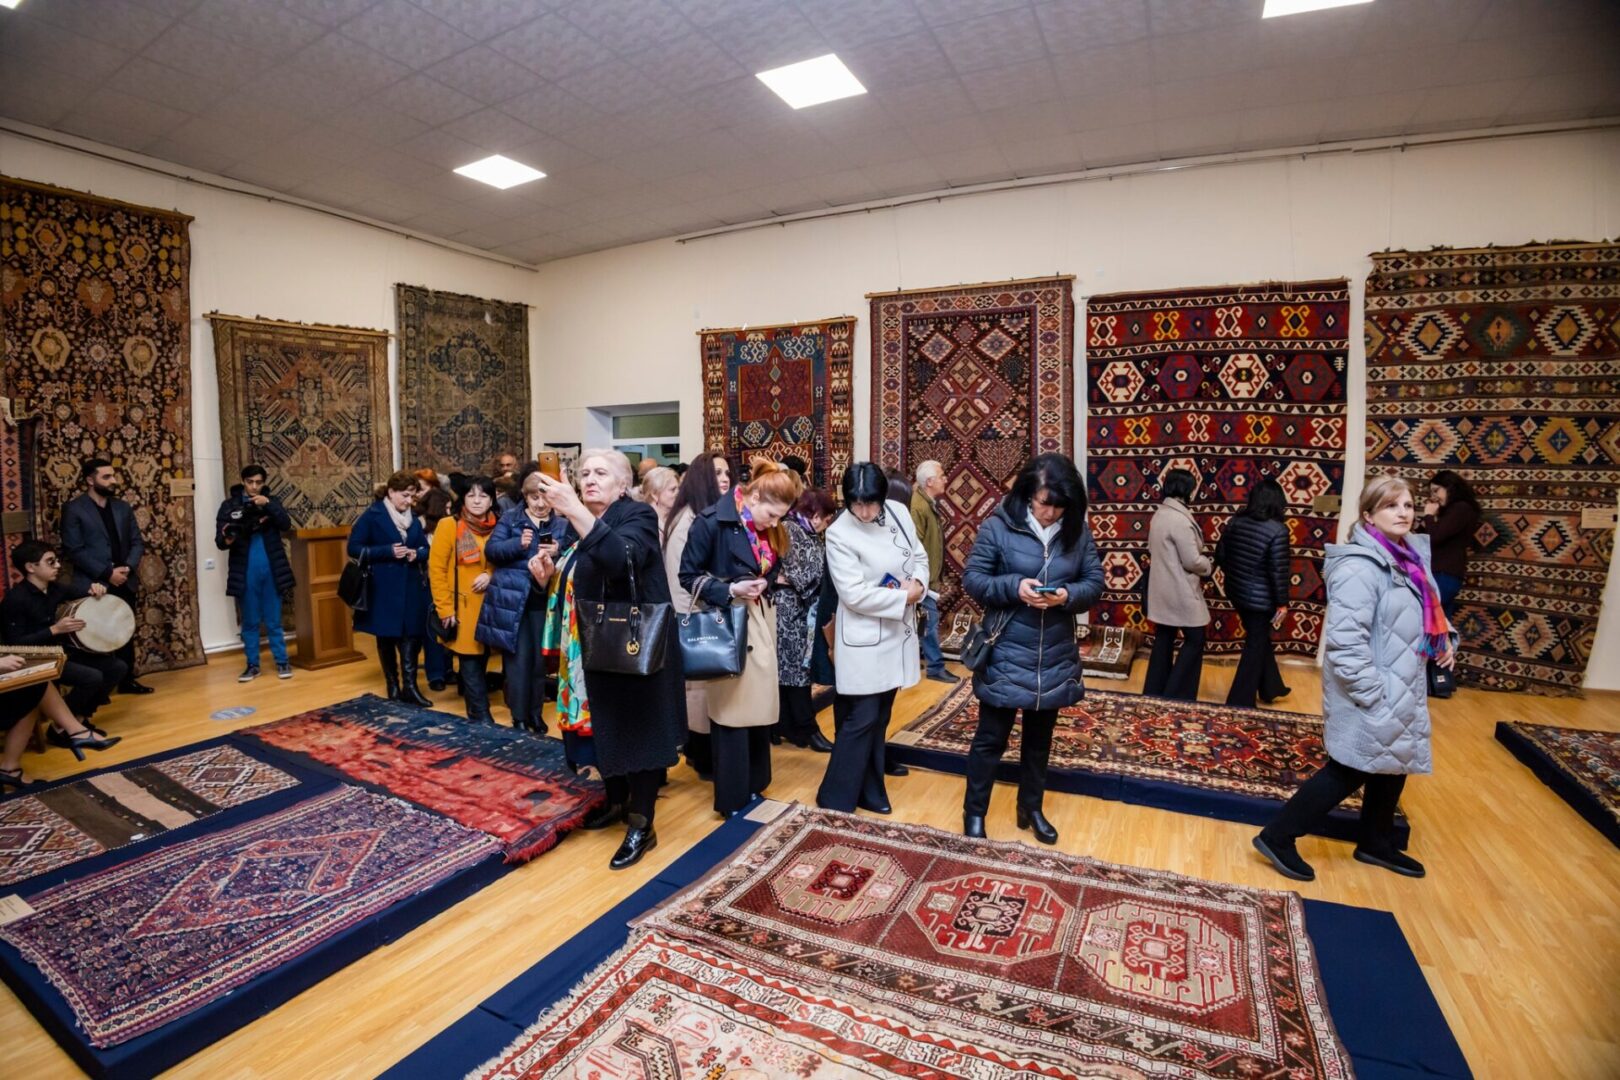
[290,526,363,670]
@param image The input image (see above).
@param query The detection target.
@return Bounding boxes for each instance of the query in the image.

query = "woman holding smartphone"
[476,470,563,733]
[960,454,1104,844]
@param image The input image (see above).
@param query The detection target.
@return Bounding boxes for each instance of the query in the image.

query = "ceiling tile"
[836,32,953,93]
[1150,25,1264,83]
[859,157,948,193]
[1353,0,1490,51]
[1154,111,1240,156]
[996,132,1085,176]
[338,0,477,68]
[874,77,975,124]
[1151,72,1250,120]
[0,20,132,81]
[143,136,244,175]
[408,0,539,41]
[1235,101,1328,147]
[276,0,383,29]
[1063,89,1156,131]
[500,87,609,137]
[1051,39,1154,97]
[1317,91,1421,139]
[558,0,694,55]
[1499,70,1619,121]
[700,5,831,73]
[1036,0,1150,54]
[1242,62,1346,109]
[399,126,486,168]
[325,100,430,144]
[556,59,667,115]
[959,61,1060,112]
[28,0,175,52]
[977,101,1078,141]
[0,56,96,125]
[627,96,725,141]
[669,0,783,28]
[292,35,413,94]
[232,66,349,121]
[926,144,1013,186]
[437,107,543,153]
[189,0,328,55]
[426,45,543,104]
[632,33,749,96]
[56,91,189,148]
[140,22,274,83]
[1147,0,1253,37]
[488,13,616,80]
[113,57,235,115]
[560,161,645,197]
[1075,123,1160,166]
[903,114,996,154]
[932,8,1047,75]
[914,0,1026,26]
[681,75,785,129]
[373,74,485,125]
[799,0,920,49]
[1410,78,1536,127]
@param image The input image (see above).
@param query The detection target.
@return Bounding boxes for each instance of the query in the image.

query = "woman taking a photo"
[1142,467,1212,701]
[1216,478,1293,708]
[960,454,1103,844]
[775,488,838,752]
[815,463,927,815]
[477,470,560,734]
[1254,475,1453,882]
[348,472,432,706]
[429,475,498,723]
[536,451,685,870]
[662,451,732,778]
[680,459,803,816]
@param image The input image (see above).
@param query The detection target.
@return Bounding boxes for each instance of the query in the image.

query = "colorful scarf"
[541,543,590,735]
[1367,526,1452,659]
[736,488,777,574]
[455,509,496,564]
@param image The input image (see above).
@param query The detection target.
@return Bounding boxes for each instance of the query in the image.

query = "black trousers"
[711,722,773,815]
[110,582,138,681]
[1143,624,1205,701]
[456,652,493,722]
[604,769,662,826]
[1263,758,1407,853]
[1225,609,1288,708]
[964,704,1058,816]
[816,688,895,813]
[59,650,127,719]
[778,684,817,745]
[501,605,549,731]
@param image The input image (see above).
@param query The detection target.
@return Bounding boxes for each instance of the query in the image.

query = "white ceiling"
[2,0,1616,265]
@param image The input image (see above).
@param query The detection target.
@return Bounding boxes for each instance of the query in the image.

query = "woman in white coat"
[815,463,928,814]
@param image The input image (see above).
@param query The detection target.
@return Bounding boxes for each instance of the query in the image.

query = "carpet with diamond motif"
[1365,243,1620,695]
[1085,281,1350,656]
[1496,721,1620,848]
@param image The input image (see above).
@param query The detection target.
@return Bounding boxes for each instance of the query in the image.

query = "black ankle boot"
[807,730,834,753]
[610,814,657,870]
[377,637,402,700]
[963,814,987,839]
[1016,807,1059,845]
[582,801,626,831]
[396,639,432,707]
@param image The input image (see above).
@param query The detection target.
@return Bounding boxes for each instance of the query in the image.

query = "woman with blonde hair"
[1254,474,1454,882]
[680,457,803,816]
[641,466,679,532]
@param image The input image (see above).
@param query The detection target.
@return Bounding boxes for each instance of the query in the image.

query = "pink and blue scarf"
[1367,527,1452,659]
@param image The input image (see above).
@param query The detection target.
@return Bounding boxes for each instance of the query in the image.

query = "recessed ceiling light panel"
[1262,0,1373,16]
[756,54,867,110]
[0,0,26,10]
[453,154,545,190]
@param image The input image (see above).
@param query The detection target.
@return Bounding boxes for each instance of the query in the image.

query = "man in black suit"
[59,457,151,694]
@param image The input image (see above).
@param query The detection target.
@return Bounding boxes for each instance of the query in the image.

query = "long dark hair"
[1429,469,1479,511]
[664,451,727,545]
[842,462,889,507]
[1005,453,1087,549]
[1239,478,1287,522]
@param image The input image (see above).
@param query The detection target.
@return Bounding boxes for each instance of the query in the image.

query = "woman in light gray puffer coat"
[1254,475,1455,883]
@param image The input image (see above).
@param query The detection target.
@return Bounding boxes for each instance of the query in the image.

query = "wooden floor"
[3,644,1618,1079]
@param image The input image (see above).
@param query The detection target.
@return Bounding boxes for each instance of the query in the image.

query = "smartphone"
[1033,585,1060,594]
[880,573,903,589]
[537,450,562,482]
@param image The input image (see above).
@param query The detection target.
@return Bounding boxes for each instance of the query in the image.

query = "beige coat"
[662,505,710,734]
[1146,498,1212,627]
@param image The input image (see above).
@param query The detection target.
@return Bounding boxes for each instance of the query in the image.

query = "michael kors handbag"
[577,544,673,676]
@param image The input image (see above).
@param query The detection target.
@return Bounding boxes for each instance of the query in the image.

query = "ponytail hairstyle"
[744,457,804,557]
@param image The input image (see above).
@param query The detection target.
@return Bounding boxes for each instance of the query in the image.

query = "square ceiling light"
[453,154,545,189]
[1263,0,1373,16]
[756,54,867,110]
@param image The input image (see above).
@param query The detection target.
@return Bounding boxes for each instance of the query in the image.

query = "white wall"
[527,128,1620,689]
[1,131,538,657]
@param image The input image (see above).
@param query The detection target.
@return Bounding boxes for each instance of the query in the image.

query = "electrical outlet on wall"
[203,558,216,570]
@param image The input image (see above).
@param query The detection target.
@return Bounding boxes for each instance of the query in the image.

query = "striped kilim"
[1365,243,1620,695]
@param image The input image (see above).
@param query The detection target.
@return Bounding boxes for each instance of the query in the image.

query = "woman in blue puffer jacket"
[960,454,1104,846]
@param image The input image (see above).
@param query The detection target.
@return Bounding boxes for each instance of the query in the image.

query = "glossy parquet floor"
[3,643,1617,1079]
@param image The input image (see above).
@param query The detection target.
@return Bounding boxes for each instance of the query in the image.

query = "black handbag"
[1426,658,1456,698]
[678,574,748,679]
[338,552,371,612]
[577,543,673,676]
[959,607,1015,675]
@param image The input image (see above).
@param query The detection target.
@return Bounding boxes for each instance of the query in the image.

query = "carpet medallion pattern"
[1365,243,1620,694]
[0,785,497,1046]
[1085,281,1350,656]
[638,806,1351,1079]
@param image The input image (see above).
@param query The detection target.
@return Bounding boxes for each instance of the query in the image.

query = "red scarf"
[736,488,776,573]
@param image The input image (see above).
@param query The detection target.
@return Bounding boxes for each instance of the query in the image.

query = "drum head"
[65,594,136,653]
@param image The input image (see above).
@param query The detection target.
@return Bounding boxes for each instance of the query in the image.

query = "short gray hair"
[915,460,943,486]
[580,448,635,495]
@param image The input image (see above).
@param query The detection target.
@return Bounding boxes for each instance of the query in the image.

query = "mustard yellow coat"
[429,517,493,656]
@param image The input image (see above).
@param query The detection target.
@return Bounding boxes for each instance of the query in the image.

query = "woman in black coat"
[535,451,685,870]
[1216,479,1293,709]
[347,472,432,706]
[960,454,1104,845]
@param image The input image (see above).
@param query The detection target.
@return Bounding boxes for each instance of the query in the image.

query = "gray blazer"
[60,493,144,585]
[1321,527,1447,775]
[1146,498,1211,627]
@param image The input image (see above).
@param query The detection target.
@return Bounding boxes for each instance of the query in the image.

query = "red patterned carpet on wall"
[870,277,1075,624]
[1085,281,1350,656]
[1364,242,1620,695]
[632,806,1352,1080]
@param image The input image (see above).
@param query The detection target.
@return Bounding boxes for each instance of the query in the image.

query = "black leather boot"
[610,813,657,870]
[581,800,626,831]
[1016,807,1059,845]
[377,637,402,700]
[395,639,433,707]
[963,814,987,839]
[807,730,834,753]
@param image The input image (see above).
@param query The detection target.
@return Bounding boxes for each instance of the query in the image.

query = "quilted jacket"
[962,501,1105,712]
[475,507,574,655]
[1321,526,1446,775]
[1215,514,1290,613]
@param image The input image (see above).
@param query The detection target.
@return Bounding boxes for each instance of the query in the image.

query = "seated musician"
[0,657,120,789]
[0,540,128,734]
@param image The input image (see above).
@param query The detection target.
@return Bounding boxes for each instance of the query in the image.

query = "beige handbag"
[706,598,778,729]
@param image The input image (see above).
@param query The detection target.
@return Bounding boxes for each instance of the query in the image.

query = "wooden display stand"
[290,526,363,670]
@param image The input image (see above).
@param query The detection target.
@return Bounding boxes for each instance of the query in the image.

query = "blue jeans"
[1433,572,1463,619]
[920,594,945,675]
[241,538,288,666]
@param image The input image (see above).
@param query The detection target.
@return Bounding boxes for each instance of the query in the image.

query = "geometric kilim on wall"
[396,284,529,476]
[211,314,393,529]
[1365,243,1620,696]
[0,176,203,673]
[1086,280,1350,656]
[870,277,1076,625]
[699,316,855,492]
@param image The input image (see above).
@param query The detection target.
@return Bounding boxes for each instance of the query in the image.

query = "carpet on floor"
[1085,280,1350,657]
[1080,622,1139,679]
[700,317,856,491]
[1364,242,1620,695]
[239,694,604,862]
[1495,720,1620,848]
[888,679,1406,844]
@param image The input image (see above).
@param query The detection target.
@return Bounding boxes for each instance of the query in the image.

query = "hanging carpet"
[0,401,39,600]
[1364,242,1620,695]
[870,277,1075,624]
[1085,280,1350,656]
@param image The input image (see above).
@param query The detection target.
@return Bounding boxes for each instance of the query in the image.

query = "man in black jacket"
[0,539,126,724]
[60,457,150,693]
[215,465,296,682]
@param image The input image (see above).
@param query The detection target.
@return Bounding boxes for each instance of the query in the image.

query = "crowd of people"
[1,447,1464,883]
